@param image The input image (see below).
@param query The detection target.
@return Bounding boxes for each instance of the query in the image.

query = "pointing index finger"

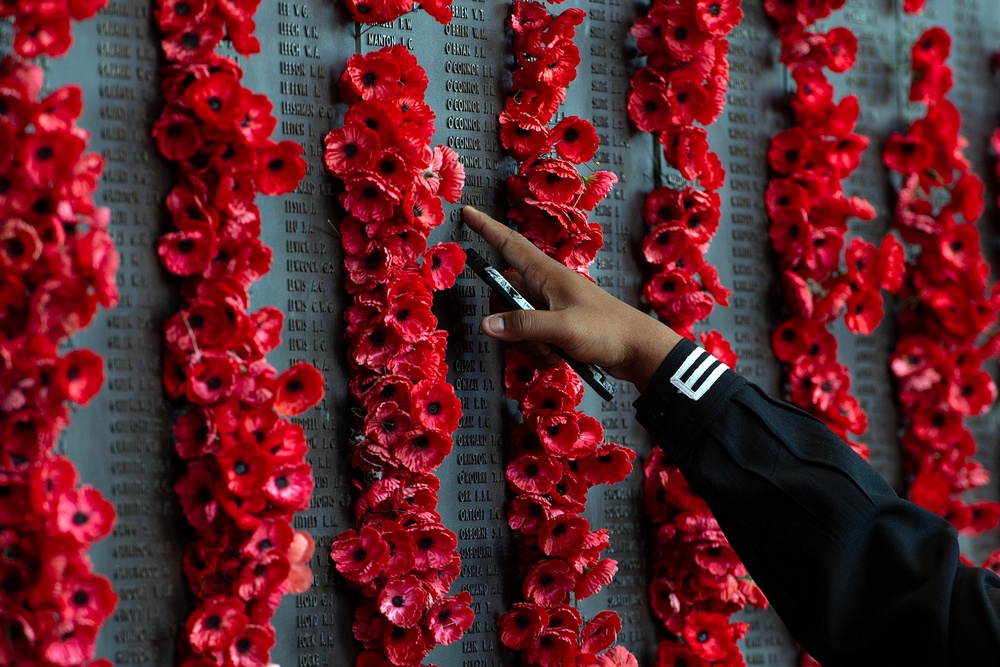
[462,206,561,279]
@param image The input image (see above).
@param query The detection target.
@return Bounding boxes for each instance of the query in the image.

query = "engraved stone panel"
[5,1,1000,664]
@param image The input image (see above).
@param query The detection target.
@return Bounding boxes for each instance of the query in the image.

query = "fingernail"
[484,315,504,335]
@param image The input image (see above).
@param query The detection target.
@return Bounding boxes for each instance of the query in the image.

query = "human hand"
[462,206,682,393]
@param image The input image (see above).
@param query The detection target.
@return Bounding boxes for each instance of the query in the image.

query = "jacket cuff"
[632,337,746,457]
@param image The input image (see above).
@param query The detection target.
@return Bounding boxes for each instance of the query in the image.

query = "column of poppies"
[764,0,905,459]
[882,24,1000,535]
[494,4,636,667]
[642,339,766,667]
[343,0,454,24]
[152,2,324,665]
[323,45,474,666]
[625,3,767,665]
[1,1,121,664]
[626,0,735,339]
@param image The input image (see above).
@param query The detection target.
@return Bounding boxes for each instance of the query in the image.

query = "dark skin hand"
[462,206,683,393]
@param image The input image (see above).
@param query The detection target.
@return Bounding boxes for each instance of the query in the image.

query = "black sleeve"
[633,338,1000,666]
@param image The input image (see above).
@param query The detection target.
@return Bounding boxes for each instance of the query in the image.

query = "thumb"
[481,309,564,346]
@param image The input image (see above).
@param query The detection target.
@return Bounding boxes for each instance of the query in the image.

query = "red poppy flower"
[408,524,457,571]
[227,624,275,667]
[422,242,465,291]
[272,362,323,415]
[576,557,618,599]
[331,526,390,584]
[40,622,98,666]
[377,574,427,628]
[56,485,115,544]
[264,462,313,510]
[409,380,460,433]
[345,0,414,24]
[187,596,249,653]
[883,132,934,175]
[162,19,225,63]
[55,348,104,405]
[660,5,708,60]
[499,603,547,650]
[947,367,996,416]
[391,427,450,472]
[844,288,883,334]
[11,9,74,58]
[910,468,952,515]
[500,110,553,161]
[791,66,834,117]
[156,0,213,30]
[577,444,636,486]
[910,62,954,102]
[428,591,474,645]
[324,123,379,178]
[911,27,950,70]
[375,523,415,579]
[576,171,618,211]
[524,159,583,205]
[256,140,305,196]
[694,0,742,36]
[532,409,581,456]
[342,174,400,223]
[508,493,554,535]
[186,71,243,128]
[382,623,429,665]
[768,127,812,175]
[627,78,673,134]
[551,116,599,164]
[158,226,218,276]
[524,627,577,667]
[538,515,589,559]
[423,145,465,203]
[523,558,576,607]
[681,611,737,661]
[343,52,401,103]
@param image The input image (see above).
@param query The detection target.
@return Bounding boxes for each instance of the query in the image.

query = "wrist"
[621,317,681,393]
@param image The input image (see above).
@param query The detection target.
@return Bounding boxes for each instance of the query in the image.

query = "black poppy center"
[363,71,377,87]
[234,460,249,475]
[392,594,406,607]
[6,237,25,258]
[182,32,201,50]
[72,511,89,526]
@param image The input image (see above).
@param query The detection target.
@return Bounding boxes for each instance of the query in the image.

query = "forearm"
[634,338,1000,665]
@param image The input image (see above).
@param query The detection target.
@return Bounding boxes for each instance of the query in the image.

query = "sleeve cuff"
[632,337,747,457]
